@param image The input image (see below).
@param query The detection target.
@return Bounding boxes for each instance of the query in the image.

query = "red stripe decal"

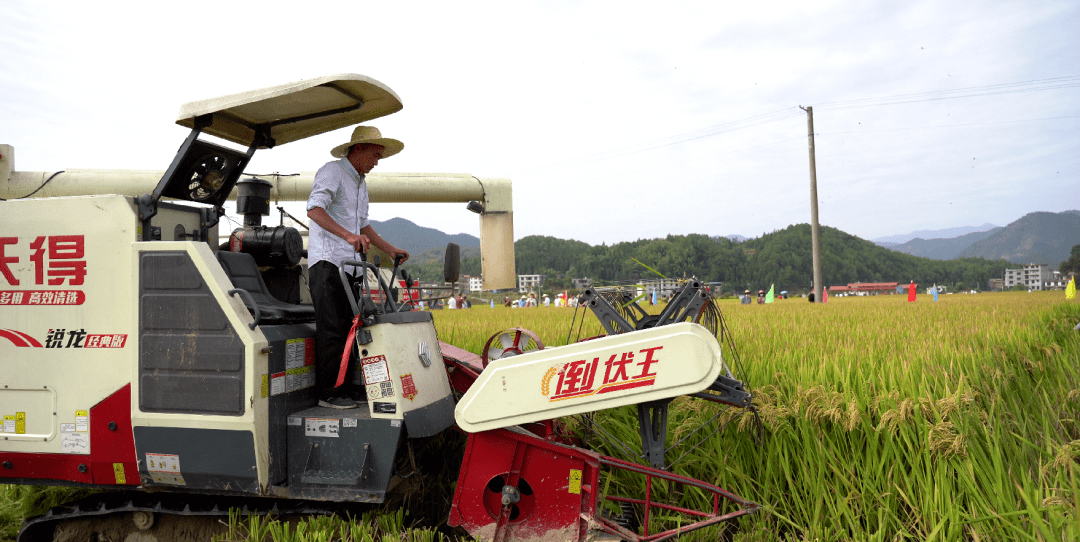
[8,329,43,348]
[0,329,31,347]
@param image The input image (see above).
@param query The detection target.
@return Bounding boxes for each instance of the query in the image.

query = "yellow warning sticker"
[113,463,126,484]
[75,410,88,432]
[568,468,582,494]
[15,412,25,434]
[261,374,269,398]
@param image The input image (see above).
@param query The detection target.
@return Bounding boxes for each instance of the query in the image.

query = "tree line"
[500,224,1013,294]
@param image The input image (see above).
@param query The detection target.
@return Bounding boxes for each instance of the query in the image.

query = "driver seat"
[216,251,316,324]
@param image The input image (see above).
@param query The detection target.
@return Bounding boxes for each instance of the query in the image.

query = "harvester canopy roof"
[176,74,402,149]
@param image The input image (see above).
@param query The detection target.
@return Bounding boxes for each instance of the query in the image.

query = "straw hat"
[330,126,404,159]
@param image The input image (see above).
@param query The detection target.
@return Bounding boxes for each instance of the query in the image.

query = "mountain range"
[877,211,1080,269]
[370,217,480,256]
[872,223,999,246]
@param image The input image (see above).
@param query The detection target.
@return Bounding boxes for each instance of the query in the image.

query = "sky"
[3,0,1078,245]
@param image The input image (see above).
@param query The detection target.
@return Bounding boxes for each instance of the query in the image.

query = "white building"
[637,278,682,300]
[518,274,545,293]
[1003,268,1023,288]
[468,276,483,292]
[1004,264,1052,290]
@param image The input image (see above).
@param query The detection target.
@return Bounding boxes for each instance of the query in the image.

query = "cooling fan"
[154,137,249,208]
[185,153,232,202]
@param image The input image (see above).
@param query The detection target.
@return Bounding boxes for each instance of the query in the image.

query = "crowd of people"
[500,292,578,308]
[417,294,471,310]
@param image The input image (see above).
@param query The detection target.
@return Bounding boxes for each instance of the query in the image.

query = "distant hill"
[873,223,999,245]
[370,217,479,257]
[508,225,1011,293]
[889,228,1004,260]
[383,219,1020,292]
[957,210,1080,269]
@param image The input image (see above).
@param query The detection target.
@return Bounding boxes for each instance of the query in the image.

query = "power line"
[814,75,1080,111]
[509,74,1080,178]
[819,114,1080,137]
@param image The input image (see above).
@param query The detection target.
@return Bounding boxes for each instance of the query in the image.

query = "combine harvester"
[0,74,758,541]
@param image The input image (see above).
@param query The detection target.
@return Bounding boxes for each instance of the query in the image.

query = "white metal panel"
[0,196,138,454]
[455,322,724,433]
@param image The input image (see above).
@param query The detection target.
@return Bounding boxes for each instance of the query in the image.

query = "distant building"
[637,278,682,300]
[988,278,1004,291]
[571,277,592,290]
[467,276,483,292]
[1004,264,1052,290]
[1003,268,1024,289]
[826,282,901,296]
[1044,271,1069,290]
[518,274,545,293]
[896,283,919,294]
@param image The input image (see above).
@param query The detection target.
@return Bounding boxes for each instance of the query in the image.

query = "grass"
[4,291,1078,540]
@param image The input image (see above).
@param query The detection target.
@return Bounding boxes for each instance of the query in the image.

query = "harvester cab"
[1,74,759,542]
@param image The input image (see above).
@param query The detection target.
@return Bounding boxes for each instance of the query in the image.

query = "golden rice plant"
[431,291,1080,541]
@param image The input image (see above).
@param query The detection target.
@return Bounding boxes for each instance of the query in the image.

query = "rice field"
[3,291,1077,541]
[431,290,1080,541]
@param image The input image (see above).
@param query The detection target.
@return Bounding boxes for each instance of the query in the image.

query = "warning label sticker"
[305,418,339,438]
[75,410,88,432]
[146,453,186,485]
[270,372,286,396]
[286,366,314,392]
[568,469,582,494]
[285,338,311,370]
[61,432,89,454]
[361,355,390,384]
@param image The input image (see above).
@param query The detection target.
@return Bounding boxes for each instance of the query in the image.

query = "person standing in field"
[306,126,409,410]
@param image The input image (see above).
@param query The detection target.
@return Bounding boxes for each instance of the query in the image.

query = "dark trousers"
[309,261,357,397]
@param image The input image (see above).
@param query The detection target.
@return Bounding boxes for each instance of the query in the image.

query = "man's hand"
[345,233,372,254]
[390,249,410,264]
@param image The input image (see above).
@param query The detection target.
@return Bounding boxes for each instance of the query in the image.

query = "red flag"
[823,287,829,303]
[907,280,916,302]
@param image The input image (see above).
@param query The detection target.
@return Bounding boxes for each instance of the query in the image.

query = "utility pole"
[800,106,823,303]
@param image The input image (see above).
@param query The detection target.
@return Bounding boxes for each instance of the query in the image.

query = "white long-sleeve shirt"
[306,158,369,270]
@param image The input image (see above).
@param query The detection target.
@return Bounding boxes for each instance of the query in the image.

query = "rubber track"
[18,491,335,542]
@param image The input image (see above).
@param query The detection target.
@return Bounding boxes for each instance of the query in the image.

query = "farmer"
[306,126,409,409]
